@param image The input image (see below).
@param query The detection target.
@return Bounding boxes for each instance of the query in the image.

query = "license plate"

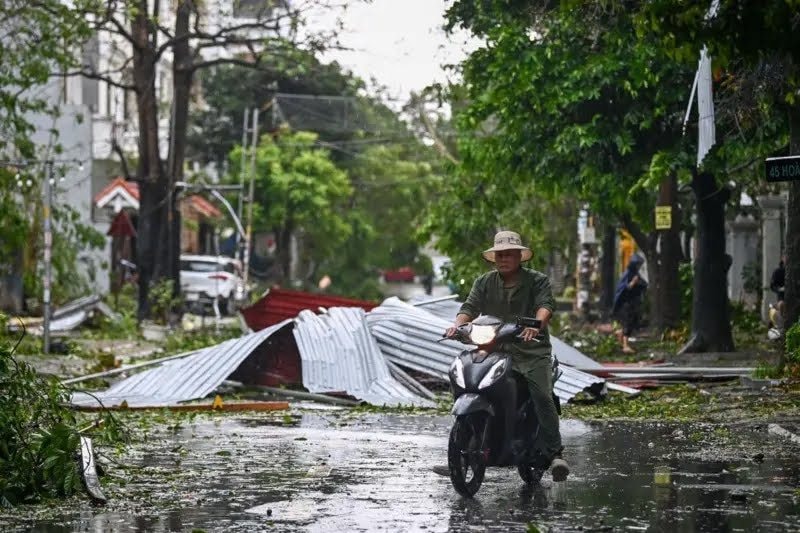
[185,293,199,301]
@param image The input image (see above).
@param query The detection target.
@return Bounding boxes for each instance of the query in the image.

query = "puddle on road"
[2,414,799,532]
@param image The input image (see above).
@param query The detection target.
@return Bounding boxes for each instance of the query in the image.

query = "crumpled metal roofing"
[293,307,432,407]
[70,320,293,408]
[367,297,606,404]
[8,294,120,335]
[408,294,463,322]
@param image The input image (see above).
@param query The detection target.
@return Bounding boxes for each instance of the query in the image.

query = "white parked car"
[180,254,247,315]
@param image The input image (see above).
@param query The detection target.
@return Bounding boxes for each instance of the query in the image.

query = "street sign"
[655,206,672,230]
[765,155,800,182]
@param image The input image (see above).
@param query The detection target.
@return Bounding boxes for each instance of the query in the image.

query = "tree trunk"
[599,223,616,320]
[679,171,735,354]
[132,1,168,320]
[277,221,294,283]
[784,105,800,334]
[165,0,195,316]
[652,175,682,331]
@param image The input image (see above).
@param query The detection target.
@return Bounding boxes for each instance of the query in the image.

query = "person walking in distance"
[612,254,648,354]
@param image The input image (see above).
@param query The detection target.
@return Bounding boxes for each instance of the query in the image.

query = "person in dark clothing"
[612,254,648,354]
[432,230,569,482]
[771,255,786,304]
[770,254,786,326]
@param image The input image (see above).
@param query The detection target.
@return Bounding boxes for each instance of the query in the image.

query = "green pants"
[512,355,563,460]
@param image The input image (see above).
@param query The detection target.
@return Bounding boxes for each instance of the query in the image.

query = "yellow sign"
[655,206,672,230]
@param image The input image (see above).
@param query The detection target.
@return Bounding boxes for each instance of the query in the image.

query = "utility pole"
[237,108,250,256]
[242,108,259,287]
[42,160,53,354]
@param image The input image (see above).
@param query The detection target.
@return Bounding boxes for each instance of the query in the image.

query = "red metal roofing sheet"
[241,288,377,331]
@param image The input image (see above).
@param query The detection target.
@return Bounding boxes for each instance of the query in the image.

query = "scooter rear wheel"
[517,463,546,487]
[448,415,487,497]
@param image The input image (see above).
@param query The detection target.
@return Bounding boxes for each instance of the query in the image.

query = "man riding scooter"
[433,230,570,482]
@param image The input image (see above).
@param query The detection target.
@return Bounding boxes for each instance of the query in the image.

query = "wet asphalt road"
[5,408,800,532]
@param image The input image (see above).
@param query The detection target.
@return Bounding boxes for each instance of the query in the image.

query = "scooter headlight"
[469,324,497,345]
[478,359,508,390]
[450,357,466,388]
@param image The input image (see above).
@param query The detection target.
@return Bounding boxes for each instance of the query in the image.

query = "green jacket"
[458,267,555,362]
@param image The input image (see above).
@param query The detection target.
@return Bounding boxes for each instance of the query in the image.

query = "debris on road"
[72,399,290,413]
[767,423,800,445]
[65,293,657,411]
[79,437,107,503]
[578,366,755,380]
[232,383,359,406]
[293,307,433,407]
[6,294,119,336]
[69,320,293,408]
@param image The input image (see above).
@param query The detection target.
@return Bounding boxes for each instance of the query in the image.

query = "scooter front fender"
[451,393,495,416]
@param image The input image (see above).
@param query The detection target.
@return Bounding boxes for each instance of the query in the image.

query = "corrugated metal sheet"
[241,288,377,331]
[9,295,109,334]
[409,294,463,322]
[70,320,293,407]
[293,307,432,407]
[367,297,607,404]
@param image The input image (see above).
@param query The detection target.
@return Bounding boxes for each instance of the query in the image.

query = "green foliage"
[786,323,800,365]
[0,0,96,157]
[753,360,782,380]
[228,130,352,276]
[741,262,762,301]
[430,1,697,289]
[0,1,106,307]
[565,385,708,421]
[0,318,81,504]
[189,56,365,165]
[195,56,443,300]
[147,279,182,326]
[557,327,620,361]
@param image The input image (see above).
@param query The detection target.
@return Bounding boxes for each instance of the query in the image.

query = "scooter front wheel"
[448,414,487,497]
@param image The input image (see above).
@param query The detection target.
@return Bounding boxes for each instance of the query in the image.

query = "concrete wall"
[24,78,111,296]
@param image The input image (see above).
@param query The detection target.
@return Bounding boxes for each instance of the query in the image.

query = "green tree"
[0,1,105,311]
[322,142,445,299]
[632,0,800,358]
[188,53,365,166]
[70,0,341,320]
[0,0,94,158]
[441,1,695,329]
[228,131,353,282]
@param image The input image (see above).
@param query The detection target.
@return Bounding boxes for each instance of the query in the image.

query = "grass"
[565,380,800,422]
[564,385,708,421]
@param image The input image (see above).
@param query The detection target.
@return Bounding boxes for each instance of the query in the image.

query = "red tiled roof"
[95,178,222,219]
[241,288,378,331]
[94,177,139,204]
[188,194,222,219]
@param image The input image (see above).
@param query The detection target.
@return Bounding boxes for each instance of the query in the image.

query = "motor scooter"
[444,315,561,497]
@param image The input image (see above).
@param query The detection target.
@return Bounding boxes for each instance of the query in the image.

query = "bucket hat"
[482,230,532,263]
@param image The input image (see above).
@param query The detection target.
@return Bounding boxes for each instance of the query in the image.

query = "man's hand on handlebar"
[520,327,540,342]
[444,326,459,338]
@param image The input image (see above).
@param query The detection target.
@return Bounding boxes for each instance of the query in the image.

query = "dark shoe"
[550,455,570,482]
[432,464,450,477]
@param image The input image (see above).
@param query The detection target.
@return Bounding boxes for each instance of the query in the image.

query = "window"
[180,260,236,274]
[232,0,286,19]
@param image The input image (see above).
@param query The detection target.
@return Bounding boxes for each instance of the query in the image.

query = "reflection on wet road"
[7,411,800,532]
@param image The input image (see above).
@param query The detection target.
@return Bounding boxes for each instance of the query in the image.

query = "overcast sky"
[310,0,477,103]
